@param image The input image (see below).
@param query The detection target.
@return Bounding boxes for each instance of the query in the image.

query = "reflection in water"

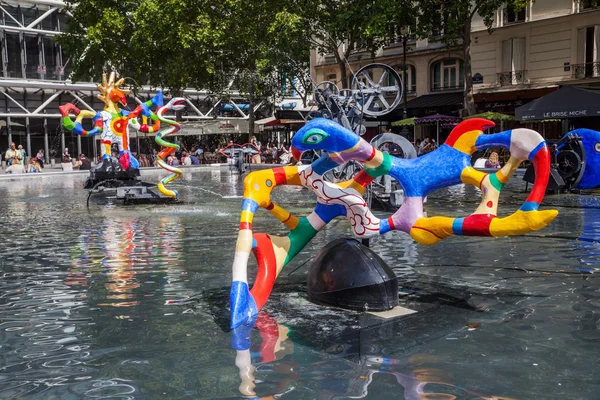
[1,170,600,398]
[66,216,187,309]
[232,313,515,400]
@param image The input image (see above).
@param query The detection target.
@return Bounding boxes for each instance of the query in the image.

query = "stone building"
[310,1,600,140]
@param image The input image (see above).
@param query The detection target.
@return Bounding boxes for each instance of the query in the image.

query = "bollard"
[1,160,5,169]
[51,159,56,168]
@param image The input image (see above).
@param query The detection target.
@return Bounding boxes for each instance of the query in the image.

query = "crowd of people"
[2,142,47,174]
[2,131,505,176]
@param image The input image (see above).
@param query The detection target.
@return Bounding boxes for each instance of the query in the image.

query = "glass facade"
[1,4,72,81]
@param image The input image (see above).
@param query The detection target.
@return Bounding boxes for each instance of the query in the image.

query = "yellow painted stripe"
[240,210,253,223]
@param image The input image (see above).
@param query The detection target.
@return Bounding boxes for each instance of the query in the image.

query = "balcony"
[498,70,527,86]
[572,62,600,80]
[430,84,463,92]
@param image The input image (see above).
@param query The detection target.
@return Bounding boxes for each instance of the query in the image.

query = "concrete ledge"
[0,163,285,181]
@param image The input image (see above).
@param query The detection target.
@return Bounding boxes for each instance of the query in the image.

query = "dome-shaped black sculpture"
[307,238,398,311]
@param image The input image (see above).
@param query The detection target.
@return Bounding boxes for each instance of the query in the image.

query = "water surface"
[0,169,598,399]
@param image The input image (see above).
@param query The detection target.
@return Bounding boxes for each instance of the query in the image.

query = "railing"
[430,84,463,92]
[498,70,527,86]
[572,61,600,79]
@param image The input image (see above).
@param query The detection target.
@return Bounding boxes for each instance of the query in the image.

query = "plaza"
[0,1,599,399]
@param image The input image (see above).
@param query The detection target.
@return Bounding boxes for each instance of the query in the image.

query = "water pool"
[0,169,598,399]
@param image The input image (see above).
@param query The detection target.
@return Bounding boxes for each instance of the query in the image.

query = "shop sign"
[543,110,587,118]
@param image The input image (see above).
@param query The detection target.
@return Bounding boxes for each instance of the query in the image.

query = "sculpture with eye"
[229,117,558,329]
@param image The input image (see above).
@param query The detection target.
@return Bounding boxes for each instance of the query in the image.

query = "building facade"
[310,1,600,139]
[471,0,600,119]
[0,0,279,163]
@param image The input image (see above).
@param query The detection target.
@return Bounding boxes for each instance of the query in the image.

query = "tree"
[59,0,311,137]
[286,0,390,89]
[268,9,314,108]
[59,0,221,95]
[418,0,528,116]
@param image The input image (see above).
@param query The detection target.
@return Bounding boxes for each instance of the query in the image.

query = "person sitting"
[189,154,200,165]
[279,142,292,164]
[6,158,25,174]
[74,154,92,170]
[34,149,45,169]
[182,151,192,166]
[485,151,501,168]
[418,137,432,156]
[4,142,22,165]
[27,158,42,173]
[63,147,71,163]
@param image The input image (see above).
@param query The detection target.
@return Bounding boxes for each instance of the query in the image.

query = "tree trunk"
[338,59,348,89]
[462,19,476,116]
[248,70,255,142]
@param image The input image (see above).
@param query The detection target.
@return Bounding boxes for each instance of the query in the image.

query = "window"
[431,59,464,91]
[24,35,41,79]
[501,38,526,85]
[41,10,58,31]
[59,46,72,80]
[5,33,23,78]
[389,65,416,94]
[58,12,69,32]
[581,0,599,11]
[431,4,443,37]
[504,4,526,24]
[43,37,58,80]
[387,26,416,46]
[1,5,21,28]
[21,5,38,28]
[576,26,600,78]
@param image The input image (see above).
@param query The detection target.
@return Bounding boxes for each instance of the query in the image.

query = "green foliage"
[59,0,311,101]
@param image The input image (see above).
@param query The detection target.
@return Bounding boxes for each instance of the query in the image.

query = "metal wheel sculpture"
[352,63,403,118]
[312,63,404,183]
[311,64,402,135]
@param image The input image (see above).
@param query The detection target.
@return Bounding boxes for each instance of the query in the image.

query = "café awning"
[515,86,600,121]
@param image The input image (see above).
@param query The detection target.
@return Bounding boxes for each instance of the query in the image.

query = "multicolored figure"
[59,72,185,197]
[230,118,558,328]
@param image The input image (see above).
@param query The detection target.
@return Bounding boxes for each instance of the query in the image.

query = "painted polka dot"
[486,201,493,208]
[266,179,272,187]
[254,183,260,191]
[483,188,488,195]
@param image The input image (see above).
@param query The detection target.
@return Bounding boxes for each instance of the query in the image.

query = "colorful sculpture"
[59,72,185,197]
[230,118,558,328]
